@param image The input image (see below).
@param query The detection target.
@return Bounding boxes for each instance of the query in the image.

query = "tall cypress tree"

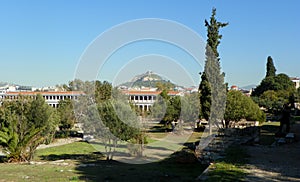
[199,8,228,134]
[266,56,276,78]
[199,72,211,121]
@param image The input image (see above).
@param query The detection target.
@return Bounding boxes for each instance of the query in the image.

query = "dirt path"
[243,121,300,181]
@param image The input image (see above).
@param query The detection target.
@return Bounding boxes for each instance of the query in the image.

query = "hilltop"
[118,71,177,89]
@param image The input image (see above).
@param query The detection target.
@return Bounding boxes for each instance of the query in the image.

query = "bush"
[225,91,266,126]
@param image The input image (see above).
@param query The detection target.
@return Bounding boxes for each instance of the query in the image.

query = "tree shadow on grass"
[260,123,280,145]
[74,149,207,182]
[261,124,279,134]
[38,150,206,181]
[38,152,104,161]
[35,140,207,181]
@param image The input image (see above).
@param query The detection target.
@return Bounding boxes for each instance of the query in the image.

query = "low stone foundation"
[195,126,260,164]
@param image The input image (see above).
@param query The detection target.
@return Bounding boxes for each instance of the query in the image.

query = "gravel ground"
[243,121,300,182]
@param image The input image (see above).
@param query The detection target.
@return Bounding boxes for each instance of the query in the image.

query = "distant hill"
[240,84,257,90]
[0,82,31,91]
[0,82,13,89]
[119,71,176,88]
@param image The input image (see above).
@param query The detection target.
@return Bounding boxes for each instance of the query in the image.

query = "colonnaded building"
[122,89,183,112]
[0,88,185,111]
[0,91,84,108]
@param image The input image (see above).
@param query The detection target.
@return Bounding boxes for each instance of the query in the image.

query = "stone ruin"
[195,126,260,164]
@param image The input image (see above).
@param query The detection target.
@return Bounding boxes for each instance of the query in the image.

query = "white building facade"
[290,77,300,89]
[123,90,181,112]
[0,91,84,108]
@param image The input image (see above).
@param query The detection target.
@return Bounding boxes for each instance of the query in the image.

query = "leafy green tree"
[180,93,200,123]
[95,80,112,103]
[152,89,182,128]
[150,95,167,120]
[68,79,85,91]
[266,56,276,78]
[252,76,276,97]
[98,100,142,159]
[151,92,200,131]
[78,82,144,159]
[162,96,181,126]
[273,74,295,92]
[254,90,292,114]
[252,57,295,97]
[225,91,265,127]
[57,99,75,130]
[150,89,170,120]
[0,94,59,162]
[199,8,228,134]
[251,57,296,113]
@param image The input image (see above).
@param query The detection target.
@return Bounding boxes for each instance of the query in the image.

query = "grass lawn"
[0,162,80,182]
[1,132,207,182]
[34,141,102,162]
[187,132,203,143]
[146,132,168,140]
[204,146,249,182]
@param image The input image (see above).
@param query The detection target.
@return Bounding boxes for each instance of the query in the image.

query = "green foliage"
[199,8,228,133]
[98,100,143,159]
[151,94,167,119]
[205,8,229,58]
[252,59,295,97]
[95,80,112,103]
[151,89,171,122]
[155,81,175,91]
[57,99,75,130]
[0,94,59,162]
[150,90,169,120]
[254,90,290,114]
[273,74,295,92]
[153,89,182,127]
[225,91,265,125]
[77,83,144,160]
[251,57,296,113]
[266,56,276,78]
[65,79,112,101]
[199,72,211,121]
[163,96,181,125]
[98,100,140,141]
[151,93,199,130]
[180,93,200,122]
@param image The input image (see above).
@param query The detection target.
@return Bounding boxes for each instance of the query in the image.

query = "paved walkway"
[243,121,300,181]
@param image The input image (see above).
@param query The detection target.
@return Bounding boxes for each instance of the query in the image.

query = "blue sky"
[0,1,299,88]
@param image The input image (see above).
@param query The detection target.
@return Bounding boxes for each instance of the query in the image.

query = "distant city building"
[0,91,84,108]
[122,89,182,112]
[229,85,253,97]
[240,89,252,97]
[230,85,238,91]
[290,77,300,89]
[184,87,198,93]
